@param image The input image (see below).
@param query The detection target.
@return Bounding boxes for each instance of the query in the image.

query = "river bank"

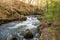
[37,14,60,40]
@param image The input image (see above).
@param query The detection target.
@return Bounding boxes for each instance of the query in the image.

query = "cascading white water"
[8,16,40,30]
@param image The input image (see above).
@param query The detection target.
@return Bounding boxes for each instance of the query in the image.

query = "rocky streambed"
[0,15,41,40]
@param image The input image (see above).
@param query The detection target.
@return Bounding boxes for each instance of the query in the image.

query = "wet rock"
[7,34,19,40]
[23,29,34,39]
[10,37,18,40]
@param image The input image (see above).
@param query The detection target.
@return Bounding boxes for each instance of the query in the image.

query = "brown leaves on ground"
[0,0,44,21]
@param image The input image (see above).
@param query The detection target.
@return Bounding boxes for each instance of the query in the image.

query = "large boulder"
[23,29,34,39]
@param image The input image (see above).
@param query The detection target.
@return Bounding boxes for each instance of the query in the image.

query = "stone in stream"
[9,37,18,40]
[7,34,20,40]
[23,29,34,39]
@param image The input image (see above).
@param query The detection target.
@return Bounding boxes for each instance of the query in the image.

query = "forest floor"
[38,14,60,40]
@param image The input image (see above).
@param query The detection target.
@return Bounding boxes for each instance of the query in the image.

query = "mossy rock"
[23,29,34,39]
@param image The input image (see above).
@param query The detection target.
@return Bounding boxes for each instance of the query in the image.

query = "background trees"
[44,0,60,21]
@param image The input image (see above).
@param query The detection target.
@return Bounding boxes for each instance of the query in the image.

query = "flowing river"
[0,15,41,40]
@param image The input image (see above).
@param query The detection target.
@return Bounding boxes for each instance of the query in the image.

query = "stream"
[0,15,40,40]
